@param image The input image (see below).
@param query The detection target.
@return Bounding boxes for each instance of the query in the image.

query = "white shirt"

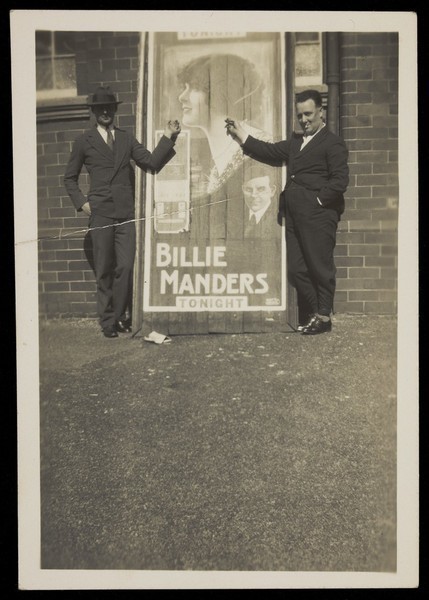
[97,125,115,144]
[300,122,325,150]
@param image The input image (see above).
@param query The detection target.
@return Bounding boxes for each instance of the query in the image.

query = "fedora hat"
[87,86,122,106]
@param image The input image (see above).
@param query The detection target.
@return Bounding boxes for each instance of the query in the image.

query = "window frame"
[294,31,325,88]
[36,30,78,102]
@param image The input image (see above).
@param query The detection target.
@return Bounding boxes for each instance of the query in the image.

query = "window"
[36,31,77,100]
[295,32,323,87]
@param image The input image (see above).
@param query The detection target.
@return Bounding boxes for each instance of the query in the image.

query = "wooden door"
[136,32,295,334]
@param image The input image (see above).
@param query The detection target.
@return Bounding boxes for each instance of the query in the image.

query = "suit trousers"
[89,213,136,329]
[285,184,339,319]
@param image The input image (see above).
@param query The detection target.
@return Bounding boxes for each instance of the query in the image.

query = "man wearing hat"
[64,86,181,338]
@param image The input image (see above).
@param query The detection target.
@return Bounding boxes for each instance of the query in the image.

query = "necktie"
[106,128,114,151]
[245,213,258,238]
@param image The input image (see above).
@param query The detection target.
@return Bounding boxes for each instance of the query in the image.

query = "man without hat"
[226,89,349,335]
[64,86,181,337]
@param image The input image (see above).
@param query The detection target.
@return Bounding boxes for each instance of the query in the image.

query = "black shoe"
[115,320,132,334]
[296,314,316,333]
[103,327,118,338]
[301,316,332,335]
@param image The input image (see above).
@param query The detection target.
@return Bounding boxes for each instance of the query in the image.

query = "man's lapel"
[298,126,329,157]
[87,127,114,161]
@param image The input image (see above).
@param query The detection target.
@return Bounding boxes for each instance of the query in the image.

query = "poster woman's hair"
[177,53,264,120]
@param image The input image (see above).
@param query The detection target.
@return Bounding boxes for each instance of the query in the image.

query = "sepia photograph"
[11,9,418,590]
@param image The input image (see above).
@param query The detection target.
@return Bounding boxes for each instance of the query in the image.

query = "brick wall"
[336,32,398,315]
[38,32,140,318]
[37,31,399,318]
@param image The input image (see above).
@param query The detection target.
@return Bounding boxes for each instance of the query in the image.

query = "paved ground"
[39,314,397,572]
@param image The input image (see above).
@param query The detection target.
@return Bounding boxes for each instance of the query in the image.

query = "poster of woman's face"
[153,34,282,200]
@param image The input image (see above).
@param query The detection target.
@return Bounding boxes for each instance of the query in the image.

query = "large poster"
[143,32,286,312]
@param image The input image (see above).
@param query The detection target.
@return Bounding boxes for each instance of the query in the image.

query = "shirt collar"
[97,124,115,137]
[303,122,325,139]
[249,204,270,224]
[301,123,325,149]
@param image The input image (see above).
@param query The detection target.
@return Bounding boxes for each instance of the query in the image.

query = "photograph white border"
[12,9,418,590]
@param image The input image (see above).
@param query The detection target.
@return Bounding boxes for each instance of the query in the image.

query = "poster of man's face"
[243,173,277,218]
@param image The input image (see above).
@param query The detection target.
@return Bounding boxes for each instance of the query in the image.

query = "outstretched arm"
[225,118,249,145]
[163,119,181,142]
[226,117,289,167]
[132,120,181,173]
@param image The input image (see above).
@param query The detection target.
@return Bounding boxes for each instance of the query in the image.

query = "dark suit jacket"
[64,126,176,219]
[242,127,349,214]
